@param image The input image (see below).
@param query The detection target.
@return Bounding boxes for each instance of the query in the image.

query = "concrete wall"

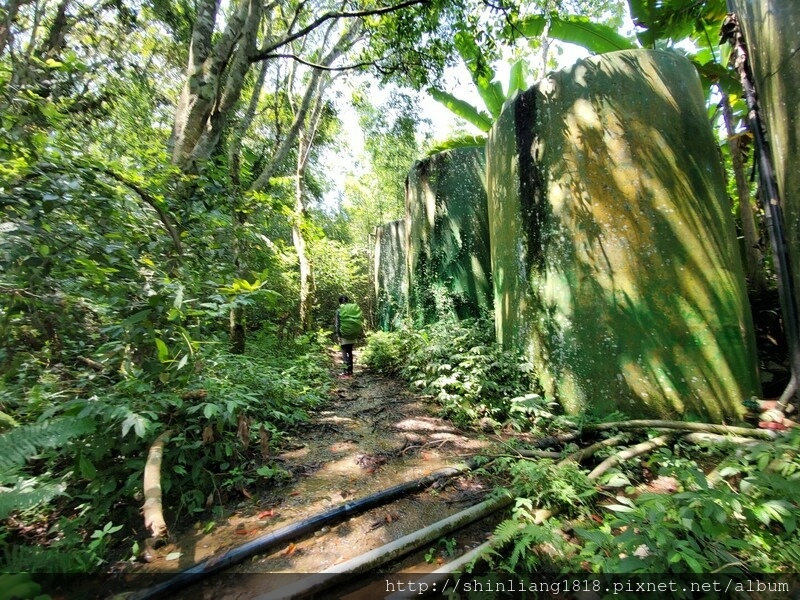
[487,50,760,420]
[405,147,492,326]
[374,219,408,331]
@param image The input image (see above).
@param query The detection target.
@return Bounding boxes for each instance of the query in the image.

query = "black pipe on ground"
[127,460,476,600]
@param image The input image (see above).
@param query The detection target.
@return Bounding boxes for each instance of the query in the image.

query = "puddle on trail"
[127,369,502,599]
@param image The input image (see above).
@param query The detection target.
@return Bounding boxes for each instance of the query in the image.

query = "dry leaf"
[202,426,214,444]
[283,543,297,556]
[257,509,275,520]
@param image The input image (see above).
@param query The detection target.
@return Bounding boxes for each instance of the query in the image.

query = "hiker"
[335,295,362,378]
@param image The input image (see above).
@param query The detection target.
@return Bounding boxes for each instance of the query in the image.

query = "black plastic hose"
[127,461,476,600]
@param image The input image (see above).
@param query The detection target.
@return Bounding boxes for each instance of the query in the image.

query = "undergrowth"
[363,316,542,428]
[481,429,800,587]
[0,330,331,574]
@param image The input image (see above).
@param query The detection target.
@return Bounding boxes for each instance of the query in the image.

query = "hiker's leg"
[341,344,353,374]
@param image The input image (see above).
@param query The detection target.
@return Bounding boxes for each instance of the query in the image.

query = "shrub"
[401,317,539,427]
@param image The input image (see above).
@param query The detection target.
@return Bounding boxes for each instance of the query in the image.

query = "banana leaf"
[515,14,636,55]
[428,87,493,132]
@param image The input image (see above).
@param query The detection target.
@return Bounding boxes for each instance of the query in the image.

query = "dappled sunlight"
[394,416,459,433]
[405,148,492,326]
[374,220,408,330]
[487,49,760,421]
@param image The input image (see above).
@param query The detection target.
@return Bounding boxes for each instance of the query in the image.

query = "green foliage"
[482,430,800,582]
[0,330,330,572]
[403,318,538,426]
[428,88,493,132]
[427,135,488,156]
[628,0,727,48]
[362,319,544,429]
[361,328,421,375]
[513,14,636,54]
[575,436,800,574]
[424,537,458,564]
[363,318,539,426]
[507,459,597,517]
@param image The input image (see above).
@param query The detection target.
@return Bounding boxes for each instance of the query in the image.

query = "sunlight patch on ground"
[393,416,458,433]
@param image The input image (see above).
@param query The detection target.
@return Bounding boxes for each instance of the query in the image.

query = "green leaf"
[120,310,151,327]
[605,503,636,513]
[155,338,169,362]
[173,285,184,310]
[454,31,505,118]
[507,59,528,97]
[427,135,487,155]
[428,88,493,132]
[602,472,632,488]
[516,15,637,55]
[79,455,97,479]
[121,413,148,439]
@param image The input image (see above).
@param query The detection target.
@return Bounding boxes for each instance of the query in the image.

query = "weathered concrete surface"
[374,220,408,331]
[405,148,492,325]
[488,50,760,421]
[732,0,800,336]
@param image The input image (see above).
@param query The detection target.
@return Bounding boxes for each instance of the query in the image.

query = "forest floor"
[121,351,506,599]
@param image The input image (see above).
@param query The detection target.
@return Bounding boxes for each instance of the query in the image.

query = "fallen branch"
[143,429,172,541]
[78,356,105,371]
[527,434,674,525]
[682,432,761,447]
[587,434,674,480]
[514,449,564,460]
[582,420,776,440]
[558,433,628,467]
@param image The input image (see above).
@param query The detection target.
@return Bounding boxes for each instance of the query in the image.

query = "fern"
[0,416,94,519]
[0,417,95,472]
[1,543,95,573]
[0,479,67,519]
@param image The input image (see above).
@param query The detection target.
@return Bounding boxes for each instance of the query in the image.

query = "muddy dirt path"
[131,357,504,599]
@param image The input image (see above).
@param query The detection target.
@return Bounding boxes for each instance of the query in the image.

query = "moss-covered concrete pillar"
[732,0,800,350]
[488,50,760,421]
[374,219,408,331]
[405,147,492,325]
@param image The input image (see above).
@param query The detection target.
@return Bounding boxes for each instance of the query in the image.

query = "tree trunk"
[171,0,256,171]
[720,90,765,291]
[248,21,361,192]
[294,145,312,331]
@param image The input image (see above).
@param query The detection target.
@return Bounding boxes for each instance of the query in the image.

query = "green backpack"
[338,303,363,338]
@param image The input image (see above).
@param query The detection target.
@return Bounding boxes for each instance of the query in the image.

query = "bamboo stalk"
[143,429,172,540]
